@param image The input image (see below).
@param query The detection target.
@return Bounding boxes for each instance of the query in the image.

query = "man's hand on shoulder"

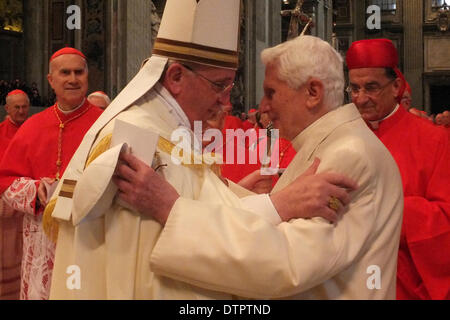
[270,158,358,223]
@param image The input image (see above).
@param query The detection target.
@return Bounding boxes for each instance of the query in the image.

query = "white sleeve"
[240,194,281,225]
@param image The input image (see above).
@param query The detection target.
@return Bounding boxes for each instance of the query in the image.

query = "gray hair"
[261,35,344,110]
[6,93,30,106]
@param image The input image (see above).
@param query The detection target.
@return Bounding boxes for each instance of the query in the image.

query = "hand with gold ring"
[271,158,358,223]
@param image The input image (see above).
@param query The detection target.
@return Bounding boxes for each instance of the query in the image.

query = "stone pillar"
[125,1,153,83]
[111,0,153,93]
[403,0,424,108]
[353,0,366,41]
[245,0,281,110]
[23,0,48,100]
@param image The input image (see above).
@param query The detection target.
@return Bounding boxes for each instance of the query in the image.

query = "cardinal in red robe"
[0,89,30,299]
[0,48,103,300]
[347,39,450,300]
[0,90,30,160]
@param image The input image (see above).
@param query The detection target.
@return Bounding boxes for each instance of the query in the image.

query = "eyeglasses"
[346,79,395,97]
[181,64,235,95]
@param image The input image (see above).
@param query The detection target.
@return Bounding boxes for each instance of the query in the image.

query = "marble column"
[125,1,153,83]
[23,0,49,101]
[403,0,424,109]
[353,0,367,41]
[106,0,153,95]
[245,0,281,110]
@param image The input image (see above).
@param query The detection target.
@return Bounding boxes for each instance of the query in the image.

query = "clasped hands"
[113,152,358,226]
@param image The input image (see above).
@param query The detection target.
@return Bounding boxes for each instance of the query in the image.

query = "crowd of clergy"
[0,0,449,301]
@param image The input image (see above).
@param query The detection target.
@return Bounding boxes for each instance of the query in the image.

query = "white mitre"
[50,0,241,223]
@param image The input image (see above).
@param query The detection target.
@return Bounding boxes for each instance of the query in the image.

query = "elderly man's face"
[349,68,400,122]
[47,54,88,111]
[180,64,235,126]
[259,62,309,140]
[5,94,30,125]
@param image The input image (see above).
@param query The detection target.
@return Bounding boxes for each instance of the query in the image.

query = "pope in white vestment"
[49,84,253,299]
[149,103,404,299]
[46,4,403,300]
[145,36,404,300]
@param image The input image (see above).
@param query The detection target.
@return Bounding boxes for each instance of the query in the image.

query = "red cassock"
[220,120,296,186]
[220,116,260,183]
[241,120,255,131]
[0,118,20,161]
[0,100,102,300]
[0,100,102,205]
[0,118,22,299]
[372,106,450,300]
[223,115,243,132]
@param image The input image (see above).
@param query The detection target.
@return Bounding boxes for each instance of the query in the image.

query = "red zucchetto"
[346,38,405,100]
[346,39,398,70]
[7,89,27,97]
[50,47,86,62]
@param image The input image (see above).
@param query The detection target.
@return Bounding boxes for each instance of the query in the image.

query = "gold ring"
[328,196,341,211]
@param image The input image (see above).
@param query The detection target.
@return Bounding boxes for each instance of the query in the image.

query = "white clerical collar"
[57,98,86,115]
[153,82,191,130]
[369,104,399,129]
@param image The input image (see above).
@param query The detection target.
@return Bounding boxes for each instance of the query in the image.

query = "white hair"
[88,91,111,105]
[6,93,30,106]
[261,35,344,110]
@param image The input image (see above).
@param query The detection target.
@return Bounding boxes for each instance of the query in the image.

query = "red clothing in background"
[372,106,450,300]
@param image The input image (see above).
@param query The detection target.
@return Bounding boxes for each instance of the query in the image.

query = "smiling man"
[0,47,102,300]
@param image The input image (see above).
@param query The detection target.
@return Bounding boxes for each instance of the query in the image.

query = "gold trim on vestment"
[43,198,58,243]
[43,132,221,244]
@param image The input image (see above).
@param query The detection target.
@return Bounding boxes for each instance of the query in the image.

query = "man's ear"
[47,73,53,89]
[162,63,185,96]
[391,77,402,99]
[305,78,324,109]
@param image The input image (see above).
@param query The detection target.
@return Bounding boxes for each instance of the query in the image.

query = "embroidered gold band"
[153,38,238,70]
[58,179,77,199]
[84,133,218,174]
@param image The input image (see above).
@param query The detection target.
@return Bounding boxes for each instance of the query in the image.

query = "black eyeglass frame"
[180,63,235,94]
[346,79,396,97]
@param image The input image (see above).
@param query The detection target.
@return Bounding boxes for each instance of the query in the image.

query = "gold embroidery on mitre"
[153,38,238,69]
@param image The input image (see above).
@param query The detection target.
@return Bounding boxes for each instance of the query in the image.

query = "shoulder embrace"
[319,139,374,183]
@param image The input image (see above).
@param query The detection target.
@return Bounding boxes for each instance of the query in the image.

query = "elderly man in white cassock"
[119,35,405,300]
[45,0,357,299]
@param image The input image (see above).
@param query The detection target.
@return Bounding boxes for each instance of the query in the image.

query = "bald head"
[88,92,111,109]
[5,92,30,125]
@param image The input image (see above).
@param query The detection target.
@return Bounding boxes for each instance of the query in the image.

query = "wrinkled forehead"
[7,93,29,106]
[349,67,389,84]
[50,54,87,71]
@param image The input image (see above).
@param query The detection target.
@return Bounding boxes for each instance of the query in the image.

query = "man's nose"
[217,92,231,105]
[69,72,78,83]
[259,98,270,113]
[352,91,370,106]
